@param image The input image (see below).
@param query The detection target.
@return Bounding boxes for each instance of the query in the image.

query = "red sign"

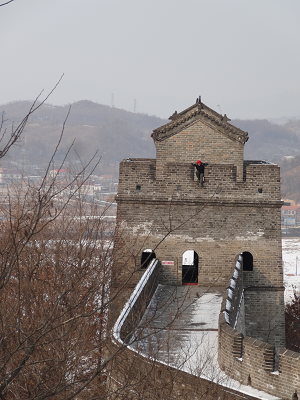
[162,261,174,265]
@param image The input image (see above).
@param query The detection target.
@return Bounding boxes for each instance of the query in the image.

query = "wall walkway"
[109,258,281,400]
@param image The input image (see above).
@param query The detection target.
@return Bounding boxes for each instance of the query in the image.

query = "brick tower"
[113,99,285,348]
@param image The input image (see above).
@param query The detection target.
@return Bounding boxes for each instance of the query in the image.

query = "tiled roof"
[151,100,248,144]
[281,205,300,211]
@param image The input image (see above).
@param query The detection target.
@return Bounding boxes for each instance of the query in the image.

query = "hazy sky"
[1,0,300,120]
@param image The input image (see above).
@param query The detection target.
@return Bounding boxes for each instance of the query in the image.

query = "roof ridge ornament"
[169,111,179,121]
[221,114,231,122]
[152,99,248,144]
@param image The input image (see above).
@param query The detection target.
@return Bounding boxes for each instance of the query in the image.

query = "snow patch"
[132,221,154,236]
[226,299,231,311]
[224,311,230,324]
[282,238,300,303]
[235,231,264,240]
[230,279,236,289]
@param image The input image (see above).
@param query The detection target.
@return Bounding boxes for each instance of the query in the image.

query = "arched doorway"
[242,251,253,271]
[141,249,156,269]
[182,250,198,285]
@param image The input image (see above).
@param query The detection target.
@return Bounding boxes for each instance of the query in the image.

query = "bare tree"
[0,77,63,160]
[0,173,233,399]
[285,291,300,352]
[0,94,234,399]
[0,96,119,398]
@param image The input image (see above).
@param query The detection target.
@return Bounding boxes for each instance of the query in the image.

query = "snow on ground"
[282,238,300,302]
[134,285,280,399]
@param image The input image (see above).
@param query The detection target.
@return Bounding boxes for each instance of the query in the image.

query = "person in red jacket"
[192,160,207,187]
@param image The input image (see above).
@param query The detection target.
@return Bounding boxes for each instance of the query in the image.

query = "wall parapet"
[118,159,281,201]
[218,256,300,399]
[113,258,161,344]
[222,255,244,329]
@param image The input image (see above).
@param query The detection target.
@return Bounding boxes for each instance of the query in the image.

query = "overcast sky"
[1,0,300,120]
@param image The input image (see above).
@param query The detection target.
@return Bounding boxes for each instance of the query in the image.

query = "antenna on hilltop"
[111,93,115,108]
[134,99,137,113]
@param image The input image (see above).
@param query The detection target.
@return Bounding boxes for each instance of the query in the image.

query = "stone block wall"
[108,342,267,400]
[115,201,283,288]
[114,156,285,353]
[218,262,300,400]
[219,310,300,400]
[244,288,285,348]
[116,159,282,285]
[117,159,281,202]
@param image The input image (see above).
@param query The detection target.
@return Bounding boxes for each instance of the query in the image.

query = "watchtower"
[113,99,285,348]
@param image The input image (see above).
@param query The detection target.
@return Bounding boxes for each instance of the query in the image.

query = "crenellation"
[118,159,282,203]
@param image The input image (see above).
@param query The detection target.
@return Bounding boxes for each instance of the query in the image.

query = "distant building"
[24,176,42,185]
[71,180,101,196]
[0,168,22,184]
[281,204,300,225]
[48,169,69,180]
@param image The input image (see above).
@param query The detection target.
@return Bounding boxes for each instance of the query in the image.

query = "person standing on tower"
[192,160,207,187]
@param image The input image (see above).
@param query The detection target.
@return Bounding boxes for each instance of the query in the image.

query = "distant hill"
[278,155,300,203]
[232,118,300,203]
[3,100,300,202]
[0,100,167,176]
[284,119,300,136]
[232,119,300,162]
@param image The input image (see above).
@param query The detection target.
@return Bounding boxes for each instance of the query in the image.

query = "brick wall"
[218,261,300,400]
[108,343,269,400]
[116,160,283,287]
[154,118,245,181]
[118,159,281,201]
[244,288,285,349]
[115,157,284,347]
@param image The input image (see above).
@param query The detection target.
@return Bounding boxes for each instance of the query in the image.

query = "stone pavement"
[133,285,281,400]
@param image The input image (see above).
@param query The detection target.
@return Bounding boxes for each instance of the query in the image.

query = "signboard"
[161,261,174,265]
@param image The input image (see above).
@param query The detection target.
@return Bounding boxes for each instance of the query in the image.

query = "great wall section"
[107,100,300,399]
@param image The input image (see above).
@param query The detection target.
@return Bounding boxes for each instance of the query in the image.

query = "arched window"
[182,250,198,285]
[141,249,156,269]
[242,251,253,271]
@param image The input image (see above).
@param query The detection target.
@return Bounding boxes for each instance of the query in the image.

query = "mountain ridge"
[1,100,300,201]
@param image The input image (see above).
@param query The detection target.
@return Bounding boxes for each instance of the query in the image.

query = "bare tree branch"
[0,0,14,6]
